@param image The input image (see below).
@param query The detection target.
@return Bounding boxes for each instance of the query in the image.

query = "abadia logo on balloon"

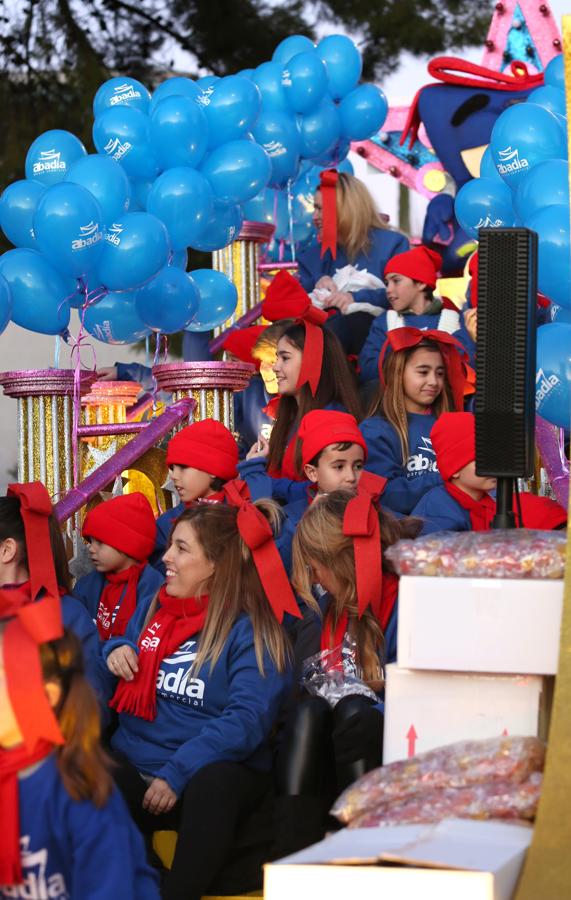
[32,149,66,175]
[103,137,132,161]
[105,223,124,246]
[281,69,292,87]
[109,83,142,105]
[196,87,214,107]
[264,141,287,157]
[536,368,560,405]
[497,146,529,175]
[72,222,102,251]
[475,216,503,229]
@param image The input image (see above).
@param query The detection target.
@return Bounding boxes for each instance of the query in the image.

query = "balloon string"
[286,178,296,263]
[145,335,151,369]
[54,336,61,369]
[69,278,101,486]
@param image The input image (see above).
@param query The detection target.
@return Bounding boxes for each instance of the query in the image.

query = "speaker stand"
[491,477,516,529]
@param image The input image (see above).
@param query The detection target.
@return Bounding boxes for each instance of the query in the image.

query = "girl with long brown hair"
[103,497,297,900]
[360,327,468,514]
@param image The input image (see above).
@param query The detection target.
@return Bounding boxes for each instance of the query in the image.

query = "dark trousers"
[113,755,273,900]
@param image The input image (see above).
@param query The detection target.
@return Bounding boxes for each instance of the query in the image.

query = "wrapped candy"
[386,529,566,580]
[348,772,543,828]
[300,637,379,708]
[331,735,545,824]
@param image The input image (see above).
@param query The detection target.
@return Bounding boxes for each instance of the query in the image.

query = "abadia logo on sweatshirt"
[156,640,205,707]
[407,437,439,475]
[8,837,68,899]
[536,368,560,405]
[496,146,529,175]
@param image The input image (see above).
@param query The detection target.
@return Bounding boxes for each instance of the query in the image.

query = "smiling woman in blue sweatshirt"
[103,496,299,900]
[360,328,468,515]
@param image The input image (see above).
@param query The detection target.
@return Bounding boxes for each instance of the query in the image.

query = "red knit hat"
[166,418,238,480]
[518,493,567,530]
[430,412,476,482]
[221,325,266,369]
[384,246,442,289]
[298,410,367,468]
[82,492,157,561]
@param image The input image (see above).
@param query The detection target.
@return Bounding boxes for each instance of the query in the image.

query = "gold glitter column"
[212,221,274,337]
[515,19,571,898]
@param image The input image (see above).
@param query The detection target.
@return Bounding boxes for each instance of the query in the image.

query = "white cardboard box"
[264,819,532,900]
[383,664,550,764]
[397,576,563,675]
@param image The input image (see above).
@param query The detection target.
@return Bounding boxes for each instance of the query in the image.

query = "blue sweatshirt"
[297,228,409,308]
[58,593,103,697]
[72,566,164,642]
[237,456,310,505]
[3,754,159,900]
[360,413,442,514]
[359,306,474,384]
[105,608,291,797]
[151,502,185,574]
[412,483,472,535]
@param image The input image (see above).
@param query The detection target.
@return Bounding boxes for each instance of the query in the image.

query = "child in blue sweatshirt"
[359,245,474,383]
[74,492,163,643]
[103,500,297,900]
[0,621,159,899]
[360,327,467,515]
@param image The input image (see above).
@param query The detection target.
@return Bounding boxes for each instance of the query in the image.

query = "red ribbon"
[379,327,468,412]
[319,169,338,259]
[223,480,302,623]
[7,483,59,602]
[343,483,384,620]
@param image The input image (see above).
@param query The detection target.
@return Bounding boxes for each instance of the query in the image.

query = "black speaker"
[475,227,537,478]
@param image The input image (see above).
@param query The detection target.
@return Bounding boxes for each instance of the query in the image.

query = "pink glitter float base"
[0,368,97,398]
[81,380,143,408]
[152,360,255,394]
[237,221,275,243]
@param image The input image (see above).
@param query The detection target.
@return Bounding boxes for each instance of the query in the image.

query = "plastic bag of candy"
[348,772,543,828]
[385,529,566,579]
[331,735,545,824]
[300,636,379,708]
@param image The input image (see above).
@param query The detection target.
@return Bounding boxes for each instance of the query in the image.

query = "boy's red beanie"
[298,409,367,468]
[430,412,475,482]
[166,418,238,480]
[384,246,442,289]
[82,492,156,561]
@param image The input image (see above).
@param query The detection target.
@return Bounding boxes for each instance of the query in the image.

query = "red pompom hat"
[298,409,368,468]
[384,246,443,289]
[82,492,157,561]
[221,325,266,369]
[166,418,238,480]
[430,412,476,482]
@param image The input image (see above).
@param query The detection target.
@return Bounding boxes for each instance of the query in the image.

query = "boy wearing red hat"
[74,493,163,643]
[359,245,473,383]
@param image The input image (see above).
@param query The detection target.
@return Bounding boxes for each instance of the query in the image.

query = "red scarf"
[320,572,399,665]
[110,587,209,721]
[97,564,145,641]
[183,489,225,509]
[0,740,54,886]
[275,431,304,481]
[445,482,496,531]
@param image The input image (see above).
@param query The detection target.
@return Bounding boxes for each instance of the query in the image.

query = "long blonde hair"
[369,340,455,465]
[152,502,290,676]
[331,173,388,261]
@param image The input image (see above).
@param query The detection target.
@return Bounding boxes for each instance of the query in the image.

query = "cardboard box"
[383,664,550,764]
[397,576,563,675]
[264,819,532,900]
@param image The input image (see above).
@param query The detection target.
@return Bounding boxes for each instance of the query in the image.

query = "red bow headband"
[379,327,468,411]
[262,271,328,396]
[223,480,301,623]
[342,477,386,620]
[7,482,59,602]
[319,168,338,260]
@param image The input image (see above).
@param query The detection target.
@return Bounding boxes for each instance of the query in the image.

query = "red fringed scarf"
[110,587,209,721]
[96,564,145,641]
[320,573,399,665]
[445,482,496,531]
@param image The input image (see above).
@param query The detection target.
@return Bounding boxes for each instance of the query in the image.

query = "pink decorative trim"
[481,0,561,72]
[153,361,255,393]
[0,368,97,398]
[238,221,276,243]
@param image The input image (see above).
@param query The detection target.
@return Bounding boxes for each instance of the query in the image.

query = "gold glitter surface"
[514,18,571,898]
[213,239,262,335]
[23,396,73,498]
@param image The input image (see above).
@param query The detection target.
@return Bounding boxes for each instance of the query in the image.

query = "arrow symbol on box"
[406,725,418,758]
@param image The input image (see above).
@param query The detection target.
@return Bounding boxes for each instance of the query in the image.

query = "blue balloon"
[339,84,388,141]
[299,98,341,159]
[34,183,104,279]
[550,303,571,324]
[150,95,209,170]
[25,130,87,187]
[0,274,12,334]
[252,110,301,188]
[196,75,220,91]
[282,51,328,114]
[479,145,504,183]
[317,35,362,100]
[169,248,188,269]
[272,35,315,66]
[545,54,564,91]
[185,269,238,331]
[93,77,151,117]
[454,177,516,240]
[131,179,153,210]
[135,266,199,333]
[64,154,131,225]
[0,248,70,334]
[147,167,214,250]
[84,291,151,344]
[272,191,292,241]
[189,204,243,251]
[527,204,571,308]
[313,138,351,168]
[490,103,567,191]
[150,77,200,115]
[535,323,571,427]
[251,62,289,113]
[201,140,271,206]
[528,85,566,117]
[242,189,275,225]
[93,107,159,181]
[97,212,170,291]
[200,76,262,148]
[513,159,569,222]
[0,180,45,248]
